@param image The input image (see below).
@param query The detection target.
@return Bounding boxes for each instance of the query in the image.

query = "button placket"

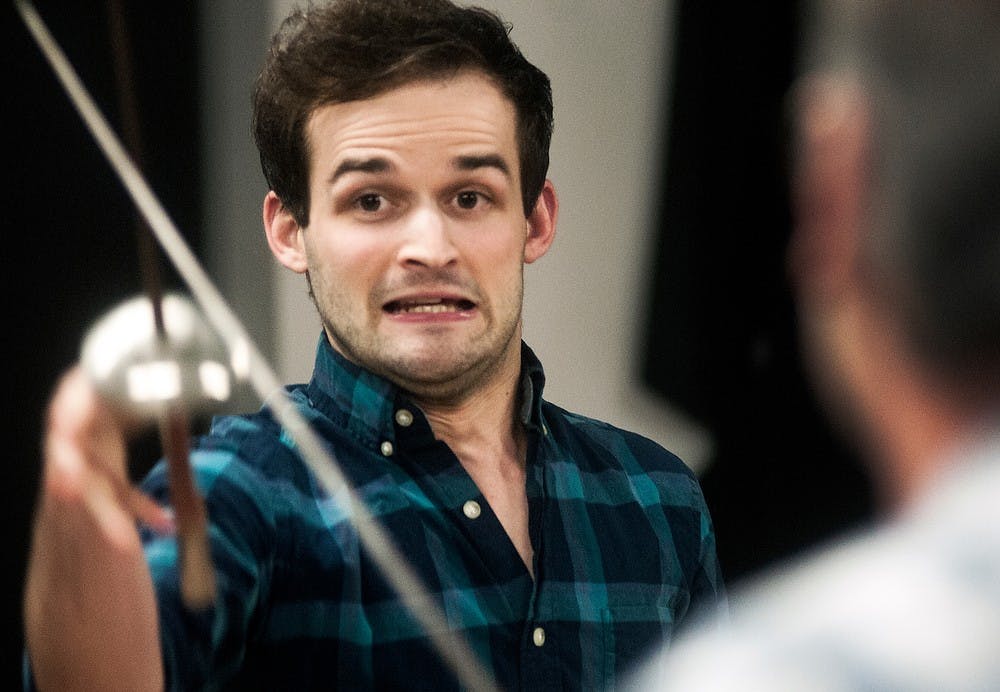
[532,626,546,647]
[394,408,413,427]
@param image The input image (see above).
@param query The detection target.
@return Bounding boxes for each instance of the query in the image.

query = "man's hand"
[24,367,165,691]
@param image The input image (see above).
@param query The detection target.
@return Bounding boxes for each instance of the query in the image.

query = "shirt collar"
[304,335,548,444]
[518,342,547,432]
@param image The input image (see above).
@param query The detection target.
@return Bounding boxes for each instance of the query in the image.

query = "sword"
[15,2,499,689]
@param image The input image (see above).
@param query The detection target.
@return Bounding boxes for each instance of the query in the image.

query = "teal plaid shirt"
[142,338,724,690]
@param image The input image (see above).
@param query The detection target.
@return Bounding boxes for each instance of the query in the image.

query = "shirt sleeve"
[141,443,280,691]
[686,493,728,629]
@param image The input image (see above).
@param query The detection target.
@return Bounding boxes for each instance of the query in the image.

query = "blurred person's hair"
[799,0,1000,397]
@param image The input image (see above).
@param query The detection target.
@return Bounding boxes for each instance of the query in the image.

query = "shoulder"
[195,409,301,482]
[540,399,698,479]
[633,517,1000,690]
[538,400,711,523]
[190,384,352,484]
[142,392,318,514]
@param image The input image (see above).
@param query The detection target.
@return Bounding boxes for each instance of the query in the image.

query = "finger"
[44,367,171,537]
[125,486,176,535]
[43,367,117,501]
[47,367,128,471]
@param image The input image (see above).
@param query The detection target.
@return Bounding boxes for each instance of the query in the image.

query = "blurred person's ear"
[787,76,871,306]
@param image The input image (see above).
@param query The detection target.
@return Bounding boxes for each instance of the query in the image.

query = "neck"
[870,370,967,513]
[415,345,524,466]
[417,339,534,574]
[415,340,534,574]
[838,299,973,513]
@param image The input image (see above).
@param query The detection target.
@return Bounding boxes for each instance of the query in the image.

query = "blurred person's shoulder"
[624,447,1000,691]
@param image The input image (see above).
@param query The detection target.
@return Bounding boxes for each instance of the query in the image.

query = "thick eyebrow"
[330,157,392,183]
[454,154,511,178]
[329,153,511,184]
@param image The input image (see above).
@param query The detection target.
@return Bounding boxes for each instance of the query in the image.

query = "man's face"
[298,72,547,402]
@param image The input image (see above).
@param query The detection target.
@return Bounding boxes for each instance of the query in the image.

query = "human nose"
[397,205,458,268]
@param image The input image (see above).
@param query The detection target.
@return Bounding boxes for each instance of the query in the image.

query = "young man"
[629,0,1000,689]
[24,1,723,690]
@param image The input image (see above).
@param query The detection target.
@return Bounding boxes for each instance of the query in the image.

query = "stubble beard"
[315,280,525,405]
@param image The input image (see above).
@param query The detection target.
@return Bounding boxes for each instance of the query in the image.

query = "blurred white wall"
[204,0,711,473]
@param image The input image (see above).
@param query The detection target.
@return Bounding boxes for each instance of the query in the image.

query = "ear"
[787,76,870,303]
[524,179,558,264]
[263,191,308,273]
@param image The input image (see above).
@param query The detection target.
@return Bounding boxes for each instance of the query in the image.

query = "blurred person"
[627,0,1000,689]
[22,1,724,690]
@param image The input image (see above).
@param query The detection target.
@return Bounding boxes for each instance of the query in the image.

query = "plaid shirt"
[142,338,724,691]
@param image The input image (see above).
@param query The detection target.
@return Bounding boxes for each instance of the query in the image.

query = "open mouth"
[384,297,476,314]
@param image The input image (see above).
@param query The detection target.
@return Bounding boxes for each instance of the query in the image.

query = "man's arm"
[24,368,168,691]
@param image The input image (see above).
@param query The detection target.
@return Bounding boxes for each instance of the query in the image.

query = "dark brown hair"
[253,0,553,225]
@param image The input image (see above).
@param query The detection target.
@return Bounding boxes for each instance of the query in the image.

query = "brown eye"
[456,191,480,209]
[357,194,383,212]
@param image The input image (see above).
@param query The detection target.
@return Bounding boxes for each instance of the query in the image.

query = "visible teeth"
[404,303,457,313]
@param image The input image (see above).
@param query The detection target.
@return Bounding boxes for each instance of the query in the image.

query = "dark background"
[642,0,874,581]
[4,1,199,686]
[4,1,874,688]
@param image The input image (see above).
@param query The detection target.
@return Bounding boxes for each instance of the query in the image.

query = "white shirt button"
[462,500,482,519]
[532,626,546,647]
[380,441,394,457]
[394,409,414,427]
